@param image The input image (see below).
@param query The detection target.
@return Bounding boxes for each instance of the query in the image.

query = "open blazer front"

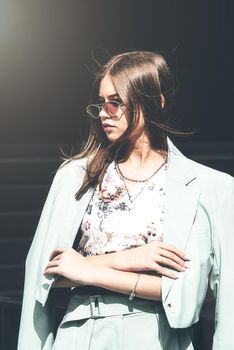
[18,138,234,350]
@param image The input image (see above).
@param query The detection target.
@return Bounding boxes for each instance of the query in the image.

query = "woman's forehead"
[99,75,118,98]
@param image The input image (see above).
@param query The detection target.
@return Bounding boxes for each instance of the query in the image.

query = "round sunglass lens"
[104,101,119,115]
[86,105,100,119]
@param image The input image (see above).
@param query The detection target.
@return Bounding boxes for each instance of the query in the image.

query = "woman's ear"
[160,94,165,109]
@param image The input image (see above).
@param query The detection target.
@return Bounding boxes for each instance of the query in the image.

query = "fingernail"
[184,254,191,261]
[173,272,179,279]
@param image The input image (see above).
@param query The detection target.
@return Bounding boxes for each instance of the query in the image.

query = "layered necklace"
[115,157,167,209]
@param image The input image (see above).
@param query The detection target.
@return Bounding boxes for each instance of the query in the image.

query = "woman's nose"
[99,108,112,119]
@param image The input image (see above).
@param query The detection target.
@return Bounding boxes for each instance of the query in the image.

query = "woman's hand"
[116,241,189,278]
[43,247,98,285]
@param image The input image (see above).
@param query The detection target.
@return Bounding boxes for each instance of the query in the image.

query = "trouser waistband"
[63,292,164,322]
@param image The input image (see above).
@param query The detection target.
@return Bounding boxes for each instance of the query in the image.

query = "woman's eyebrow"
[98,93,120,100]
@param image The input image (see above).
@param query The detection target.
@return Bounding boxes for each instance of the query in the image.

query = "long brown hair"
[64,50,194,199]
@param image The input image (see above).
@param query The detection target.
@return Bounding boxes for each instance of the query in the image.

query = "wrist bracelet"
[129,273,141,300]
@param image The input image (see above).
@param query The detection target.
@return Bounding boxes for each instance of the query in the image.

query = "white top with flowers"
[77,160,168,256]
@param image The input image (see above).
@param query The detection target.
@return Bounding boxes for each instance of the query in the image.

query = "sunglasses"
[86,100,126,119]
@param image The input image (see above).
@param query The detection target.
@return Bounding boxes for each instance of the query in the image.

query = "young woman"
[18,51,234,350]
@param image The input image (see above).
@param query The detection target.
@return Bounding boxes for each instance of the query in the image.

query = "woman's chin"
[104,131,122,143]
[106,135,118,143]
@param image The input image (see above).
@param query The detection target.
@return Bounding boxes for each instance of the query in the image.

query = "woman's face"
[98,74,146,143]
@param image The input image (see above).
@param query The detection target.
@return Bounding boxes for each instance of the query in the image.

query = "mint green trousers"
[53,293,193,350]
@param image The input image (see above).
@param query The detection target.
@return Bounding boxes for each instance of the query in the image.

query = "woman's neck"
[126,136,167,168]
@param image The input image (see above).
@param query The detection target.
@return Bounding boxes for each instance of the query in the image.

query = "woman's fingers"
[158,248,186,267]
[44,259,60,275]
[152,263,178,279]
[51,254,62,261]
[46,260,59,268]
[156,256,186,272]
[159,242,189,260]
[44,267,59,275]
[49,247,66,260]
[146,242,190,275]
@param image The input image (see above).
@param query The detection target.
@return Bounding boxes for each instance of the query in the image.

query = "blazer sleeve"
[210,174,234,350]
[17,165,65,350]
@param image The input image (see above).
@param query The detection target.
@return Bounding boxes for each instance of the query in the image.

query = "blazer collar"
[166,136,198,185]
[163,137,200,300]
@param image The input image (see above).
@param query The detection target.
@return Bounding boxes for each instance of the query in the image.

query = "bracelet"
[129,273,141,300]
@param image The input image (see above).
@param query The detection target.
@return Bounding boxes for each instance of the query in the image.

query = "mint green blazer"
[17,138,234,349]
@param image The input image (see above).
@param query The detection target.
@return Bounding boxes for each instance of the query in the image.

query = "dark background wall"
[0,1,234,349]
[1,0,234,145]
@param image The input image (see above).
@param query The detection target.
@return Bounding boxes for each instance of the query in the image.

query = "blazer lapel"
[58,186,95,247]
[35,167,95,305]
[162,138,201,300]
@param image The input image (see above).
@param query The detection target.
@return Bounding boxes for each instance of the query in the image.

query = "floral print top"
[77,160,168,256]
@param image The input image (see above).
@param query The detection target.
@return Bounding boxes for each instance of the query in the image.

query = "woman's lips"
[103,125,116,131]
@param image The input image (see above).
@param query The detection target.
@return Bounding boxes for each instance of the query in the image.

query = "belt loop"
[155,302,163,313]
[89,295,101,319]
